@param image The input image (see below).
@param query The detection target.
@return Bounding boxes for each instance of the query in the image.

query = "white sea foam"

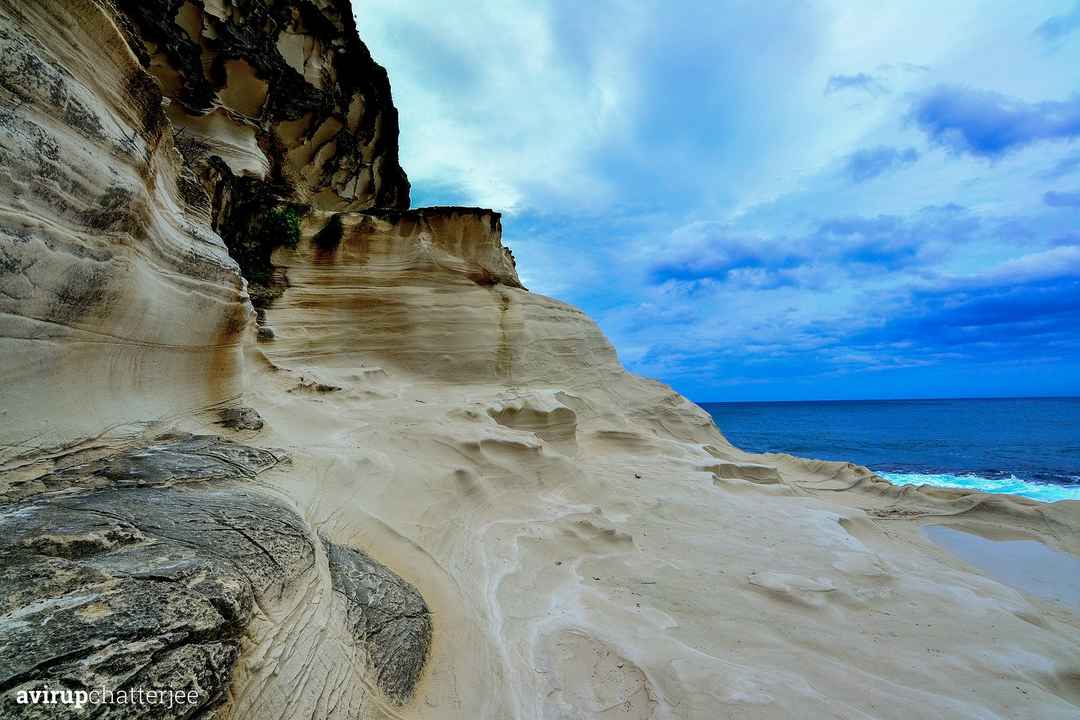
[878,472,1080,503]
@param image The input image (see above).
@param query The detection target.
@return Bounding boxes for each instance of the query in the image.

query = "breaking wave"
[877,471,1080,503]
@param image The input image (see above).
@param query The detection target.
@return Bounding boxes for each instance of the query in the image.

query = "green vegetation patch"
[260,206,302,249]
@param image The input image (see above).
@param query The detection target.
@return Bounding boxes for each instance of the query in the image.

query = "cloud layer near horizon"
[352,0,1080,400]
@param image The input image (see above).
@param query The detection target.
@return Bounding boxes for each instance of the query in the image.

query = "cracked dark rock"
[324,538,433,704]
[3,434,283,502]
[0,435,310,718]
[216,407,266,432]
[0,435,432,717]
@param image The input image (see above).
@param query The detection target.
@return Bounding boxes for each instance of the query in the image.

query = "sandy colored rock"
[236,208,1080,720]
[0,0,250,450]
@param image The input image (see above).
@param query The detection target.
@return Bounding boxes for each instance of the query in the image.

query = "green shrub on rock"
[262,206,302,249]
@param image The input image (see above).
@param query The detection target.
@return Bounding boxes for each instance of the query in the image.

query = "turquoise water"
[878,471,1080,503]
[701,397,1080,503]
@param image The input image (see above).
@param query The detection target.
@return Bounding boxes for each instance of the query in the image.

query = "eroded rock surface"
[115,0,411,303]
[2,433,280,502]
[0,436,312,718]
[0,0,413,455]
[0,0,251,450]
[118,0,409,211]
[216,406,265,431]
[0,435,433,718]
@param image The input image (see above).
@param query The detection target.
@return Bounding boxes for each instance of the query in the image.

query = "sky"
[350,0,1080,402]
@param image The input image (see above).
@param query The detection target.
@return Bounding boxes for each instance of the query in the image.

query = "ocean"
[701,397,1080,503]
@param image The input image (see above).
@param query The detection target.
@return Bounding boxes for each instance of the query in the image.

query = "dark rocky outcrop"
[0,435,433,718]
[324,539,432,704]
[216,406,266,431]
[1,434,282,503]
[0,435,313,719]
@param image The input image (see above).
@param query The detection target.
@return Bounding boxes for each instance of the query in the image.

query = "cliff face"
[117,0,411,305]
[0,0,411,449]
[2,2,1080,720]
[119,0,410,211]
[0,0,250,449]
[0,3,434,714]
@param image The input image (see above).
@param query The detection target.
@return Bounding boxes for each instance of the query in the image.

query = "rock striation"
[0,0,250,450]
[1,1,1079,719]
[116,0,412,305]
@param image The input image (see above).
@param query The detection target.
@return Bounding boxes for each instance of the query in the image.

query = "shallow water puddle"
[923,525,1080,611]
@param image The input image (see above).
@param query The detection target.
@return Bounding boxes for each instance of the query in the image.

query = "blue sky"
[351,0,1080,401]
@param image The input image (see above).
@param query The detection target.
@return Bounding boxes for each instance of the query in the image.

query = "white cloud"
[351,0,649,212]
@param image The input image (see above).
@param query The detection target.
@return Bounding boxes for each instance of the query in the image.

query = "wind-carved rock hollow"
[1,1,1078,719]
